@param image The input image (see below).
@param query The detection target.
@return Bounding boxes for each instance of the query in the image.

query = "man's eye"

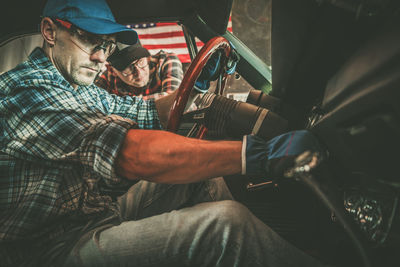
[79,33,102,46]
[87,37,103,46]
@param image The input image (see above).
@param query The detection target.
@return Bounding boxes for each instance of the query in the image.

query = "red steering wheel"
[166,36,231,133]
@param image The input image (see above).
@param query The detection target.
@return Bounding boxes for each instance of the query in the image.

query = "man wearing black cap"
[96,42,183,100]
[0,0,327,267]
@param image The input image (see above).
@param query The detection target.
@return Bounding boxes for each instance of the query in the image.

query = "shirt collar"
[28,47,58,72]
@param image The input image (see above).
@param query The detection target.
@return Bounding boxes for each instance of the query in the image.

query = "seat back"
[0,33,42,74]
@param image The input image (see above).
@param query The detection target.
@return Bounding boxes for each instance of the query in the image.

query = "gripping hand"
[194,52,222,93]
[242,130,323,178]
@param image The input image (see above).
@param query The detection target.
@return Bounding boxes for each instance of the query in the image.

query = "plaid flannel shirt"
[96,50,183,100]
[0,48,161,247]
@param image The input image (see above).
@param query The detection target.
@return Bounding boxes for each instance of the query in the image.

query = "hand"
[242,130,323,178]
[194,43,239,93]
[194,51,222,93]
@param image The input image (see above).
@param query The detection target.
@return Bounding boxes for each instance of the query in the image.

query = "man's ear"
[41,17,57,47]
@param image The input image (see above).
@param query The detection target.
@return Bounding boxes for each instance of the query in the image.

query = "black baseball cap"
[107,43,151,71]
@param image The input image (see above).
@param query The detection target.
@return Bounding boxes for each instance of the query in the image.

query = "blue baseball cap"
[43,0,138,45]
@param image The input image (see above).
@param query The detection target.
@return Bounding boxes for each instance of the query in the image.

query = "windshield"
[224,0,272,100]
[232,0,271,67]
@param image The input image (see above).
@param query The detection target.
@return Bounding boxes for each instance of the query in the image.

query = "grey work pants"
[63,177,324,267]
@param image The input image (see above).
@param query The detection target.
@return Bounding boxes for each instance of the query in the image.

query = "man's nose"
[90,49,107,63]
[132,65,144,77]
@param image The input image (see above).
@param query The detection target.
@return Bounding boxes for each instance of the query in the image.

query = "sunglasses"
[54,19,117,57]
[121,57,148,77]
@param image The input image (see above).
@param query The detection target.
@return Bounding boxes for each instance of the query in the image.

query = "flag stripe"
[146,47,201,55]
[140,35,189,45]
[139,31,185,39]
[154,22,178,26]
[141,41,204,49]
[136,24,186,35]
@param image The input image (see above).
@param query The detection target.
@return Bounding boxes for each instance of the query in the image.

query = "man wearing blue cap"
[0,0,327,267]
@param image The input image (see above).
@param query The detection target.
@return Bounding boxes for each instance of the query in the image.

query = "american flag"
[127,18,233,64]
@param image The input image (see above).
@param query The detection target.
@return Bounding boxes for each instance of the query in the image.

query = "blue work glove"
[242,130,323,178]
[194,51,222,93]
[194,43,240,93]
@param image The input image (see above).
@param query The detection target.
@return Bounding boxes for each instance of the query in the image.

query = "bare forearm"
[116,129,242,183]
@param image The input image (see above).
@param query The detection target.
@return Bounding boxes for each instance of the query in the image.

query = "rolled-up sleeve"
[77,114,137,184]
[1,85,141,185]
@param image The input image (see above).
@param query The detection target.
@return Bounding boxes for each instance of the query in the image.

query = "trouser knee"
[207,200,253,231]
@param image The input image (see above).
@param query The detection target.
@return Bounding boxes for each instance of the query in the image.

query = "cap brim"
[68,17,138,45]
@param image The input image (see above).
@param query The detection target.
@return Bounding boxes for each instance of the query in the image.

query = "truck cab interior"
[1,0,399,266]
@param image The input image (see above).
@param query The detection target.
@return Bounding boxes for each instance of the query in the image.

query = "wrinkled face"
[112,57,150,88]
[51,20,117,88]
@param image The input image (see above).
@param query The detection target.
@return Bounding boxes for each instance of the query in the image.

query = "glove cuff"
[242,134,269,176]
[241,135,247,175]
[194,81,210,93]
